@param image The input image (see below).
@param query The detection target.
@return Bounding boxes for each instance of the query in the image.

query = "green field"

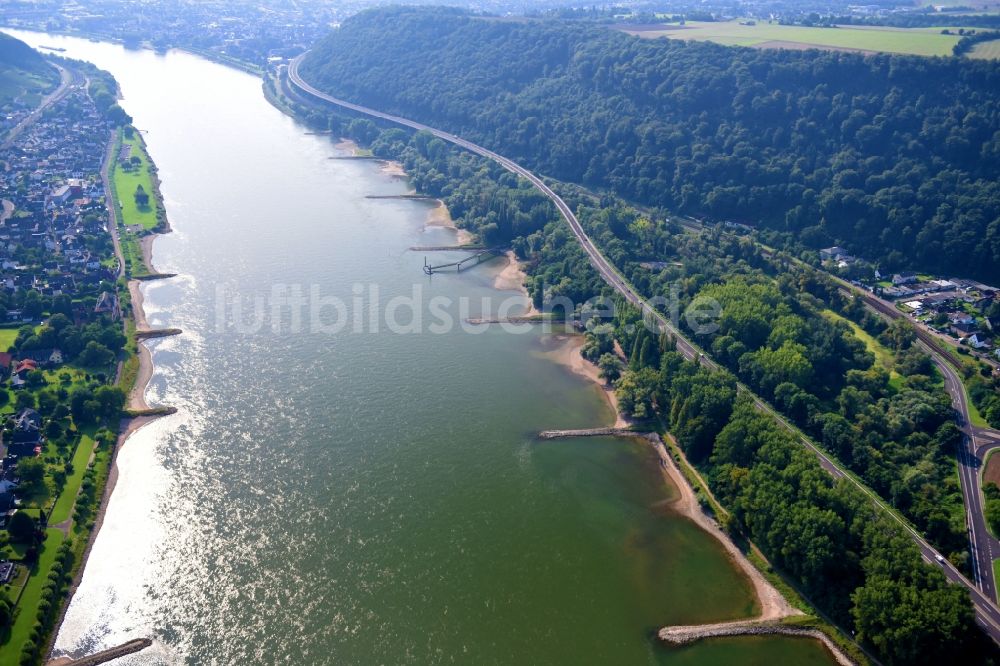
[821,310,906,389]
[0,327,20,352]
[111,131,161,233]
[621,21,967,56]
[0,529,65,664]
[48,435,97,525]
[970,39,1000,59]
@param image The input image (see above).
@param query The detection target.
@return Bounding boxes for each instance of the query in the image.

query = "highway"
[287,52,1000,643]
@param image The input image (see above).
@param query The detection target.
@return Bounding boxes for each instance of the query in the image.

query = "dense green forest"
[568,207,970,558]
[301,7,1000,283]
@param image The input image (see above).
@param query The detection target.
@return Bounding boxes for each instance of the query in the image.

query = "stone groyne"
[48,638,153,666]
[659,623,855,666]
[538,428,655,440]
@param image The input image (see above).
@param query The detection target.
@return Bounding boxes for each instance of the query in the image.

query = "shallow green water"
[6,30,838,665]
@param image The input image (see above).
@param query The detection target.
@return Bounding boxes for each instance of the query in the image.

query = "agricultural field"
[970,39,1000,59]
[619,21,969,56]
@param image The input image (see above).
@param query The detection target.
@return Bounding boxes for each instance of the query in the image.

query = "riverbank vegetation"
[275,73,997,661]
[302,7,1000,284]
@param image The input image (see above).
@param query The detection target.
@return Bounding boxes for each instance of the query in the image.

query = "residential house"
[966,333,991,350]
[820,246,850,261]
[952,321,978,338]
[94,291,120,319]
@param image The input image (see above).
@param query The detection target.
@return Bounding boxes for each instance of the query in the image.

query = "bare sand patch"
[540,333,627,428]
[380,160,407,178]
[334,138,360,154]
[425,199,473,244]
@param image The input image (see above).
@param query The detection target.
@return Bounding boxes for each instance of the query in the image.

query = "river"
[5,30,837,665]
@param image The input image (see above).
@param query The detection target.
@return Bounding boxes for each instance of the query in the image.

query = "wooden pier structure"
[422,247,505,275]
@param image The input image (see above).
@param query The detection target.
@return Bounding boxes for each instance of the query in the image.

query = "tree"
[881,318,916,351]
[597,353,625,384]
[22,290,44,319]
[24,370,45,390]
[94,386,125,419]
[79,341,114,368]
[7,511,36,543]
[44,420,63,440]
[47,313,71,331]
[852,572,978,665]
[134,184,149,207]
[615,368,658,420]
[15,458,45,492]
[14,391,36,411]
[70,387,96,424]
[0,598,11,626]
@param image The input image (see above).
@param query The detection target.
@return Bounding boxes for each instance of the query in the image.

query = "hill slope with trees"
[301,7,1000,283]
[0,32,57,105]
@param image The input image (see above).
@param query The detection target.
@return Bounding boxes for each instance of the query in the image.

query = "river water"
[6,31,836,665]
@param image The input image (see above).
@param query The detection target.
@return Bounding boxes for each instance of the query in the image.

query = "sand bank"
[425,199,473,245]
[540,334,627,428]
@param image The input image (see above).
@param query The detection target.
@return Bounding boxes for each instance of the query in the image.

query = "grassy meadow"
[111,131,161,233]
[620,21,976,56]
[970,39,1000,59]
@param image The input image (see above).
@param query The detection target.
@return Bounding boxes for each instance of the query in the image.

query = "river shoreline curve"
[45,125,174,664]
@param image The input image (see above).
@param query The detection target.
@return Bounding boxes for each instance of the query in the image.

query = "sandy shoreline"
[127,241,158,412]
[541,334,627,428]
[651,433,800,623]
[50,146,171,661]
[380,160,407,178]
[336,137,473,245]
[537,336,854,661]
[649,435,852,663]
[425,199,474,245]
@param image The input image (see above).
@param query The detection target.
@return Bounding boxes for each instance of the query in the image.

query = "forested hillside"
[301,7,1000,283]
[271,65,1000,662]
[0,32,57,105]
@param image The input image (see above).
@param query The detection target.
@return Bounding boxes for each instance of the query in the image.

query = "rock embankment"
[659,623,855,666]
[49,638,153,666]
[538,428,654,440]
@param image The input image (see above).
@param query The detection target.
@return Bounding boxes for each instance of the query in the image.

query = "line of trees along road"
[302,6,1000,284]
